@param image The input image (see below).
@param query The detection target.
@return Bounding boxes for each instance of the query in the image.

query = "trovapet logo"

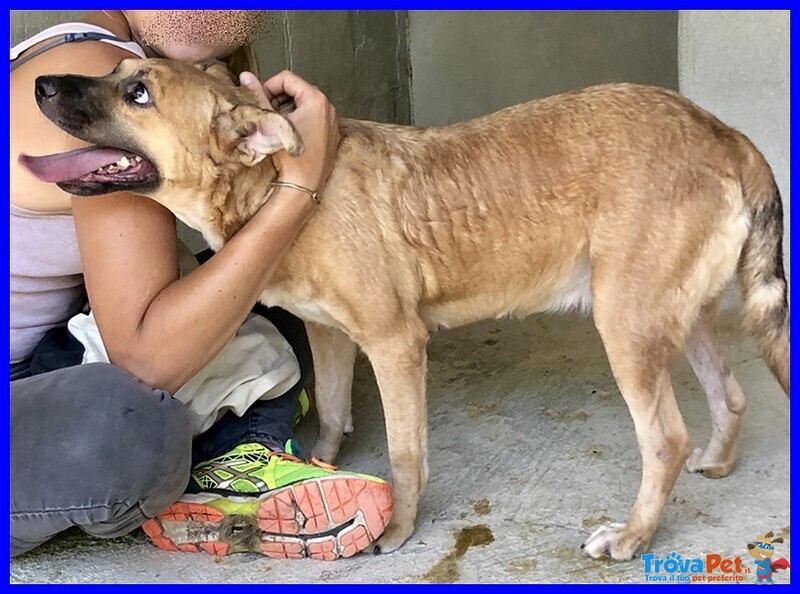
[642,552,748,583]
[642,530,790,584]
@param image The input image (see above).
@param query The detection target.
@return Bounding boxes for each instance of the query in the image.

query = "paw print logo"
[663,552,684,573]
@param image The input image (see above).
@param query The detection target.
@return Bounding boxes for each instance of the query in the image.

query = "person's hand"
[240,70,339,192]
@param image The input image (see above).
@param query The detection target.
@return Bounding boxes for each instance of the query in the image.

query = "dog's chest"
[258,287,338,327]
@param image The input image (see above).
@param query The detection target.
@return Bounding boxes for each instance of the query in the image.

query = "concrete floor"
[11,312,789,584]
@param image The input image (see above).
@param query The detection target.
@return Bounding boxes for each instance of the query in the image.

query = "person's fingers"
[253,69,339,189]
[239,71,274,111]
[262,70,301,98]
[270,92,295,113]
[263,70,321,105]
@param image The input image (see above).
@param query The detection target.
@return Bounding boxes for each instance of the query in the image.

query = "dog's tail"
[734,134,789,395]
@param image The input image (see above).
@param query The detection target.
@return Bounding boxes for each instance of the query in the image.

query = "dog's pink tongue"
[19,147,129,183]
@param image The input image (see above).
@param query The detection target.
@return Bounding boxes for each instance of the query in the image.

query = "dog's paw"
[581,523,648,561]
[363,521,413,555]
[310,440,339,465]
[685,447,735,479]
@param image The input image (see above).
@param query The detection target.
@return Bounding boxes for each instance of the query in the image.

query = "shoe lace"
[311,456,337,471]
[268,450,301,463]
[267,450,338,471]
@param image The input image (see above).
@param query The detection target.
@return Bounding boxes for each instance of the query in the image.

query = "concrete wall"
[256,11,410,124]
[678,10,790,273]
[12,10,79,42]
[408,10,678,126]
[11,11,410,124]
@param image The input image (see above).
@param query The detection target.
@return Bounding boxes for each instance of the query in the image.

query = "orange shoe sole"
[142,476,392,561]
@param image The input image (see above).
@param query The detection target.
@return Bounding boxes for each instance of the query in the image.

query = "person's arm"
[73,70,339,393]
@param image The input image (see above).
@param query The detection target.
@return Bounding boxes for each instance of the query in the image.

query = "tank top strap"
[11,22,146,62]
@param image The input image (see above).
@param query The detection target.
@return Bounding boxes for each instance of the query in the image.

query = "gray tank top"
[10,23,146,363]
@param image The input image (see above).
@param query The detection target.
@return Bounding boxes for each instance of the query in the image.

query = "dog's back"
[274,83,784,365]
[260,82,787,557]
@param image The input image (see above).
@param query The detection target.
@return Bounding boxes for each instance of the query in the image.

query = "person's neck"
[82,11,167,58]
[82,10,133,41]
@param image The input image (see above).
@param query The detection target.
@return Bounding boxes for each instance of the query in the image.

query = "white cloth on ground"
[67,240,301,435]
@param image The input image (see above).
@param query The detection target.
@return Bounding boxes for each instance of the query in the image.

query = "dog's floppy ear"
[196,60,238,85]
[747,544,756,550]
[215,105,304,166]
[772,537,784,544]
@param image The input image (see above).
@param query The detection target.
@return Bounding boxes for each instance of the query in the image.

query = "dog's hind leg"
[307,322,358,464]
[684,301,747,478]
[361,321,430,554]
[583,294,692,561]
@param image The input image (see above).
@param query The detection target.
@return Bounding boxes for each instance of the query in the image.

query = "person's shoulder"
[10,22,145,212]
[14,37,140,79]
[13,12,142,80]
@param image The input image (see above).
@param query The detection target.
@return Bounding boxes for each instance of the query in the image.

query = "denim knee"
[12,363,192,544]
[78,364,193,522]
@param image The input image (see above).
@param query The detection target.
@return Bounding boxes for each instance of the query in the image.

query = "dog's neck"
[203,160,278,249]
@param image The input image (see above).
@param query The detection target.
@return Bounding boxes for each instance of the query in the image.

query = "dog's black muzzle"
[34,74,113,141]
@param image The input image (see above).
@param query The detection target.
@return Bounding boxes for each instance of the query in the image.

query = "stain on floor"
[472,499,491,516]
[582,515,614,529]
[423,525,495,583]
[510,558,538,575]
[542,409,590,423]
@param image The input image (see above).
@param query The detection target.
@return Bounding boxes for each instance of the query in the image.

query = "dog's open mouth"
[19,146,159,195]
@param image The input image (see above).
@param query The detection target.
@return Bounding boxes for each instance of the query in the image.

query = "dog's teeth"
[133,156,142,163]
[107,164,119,173]
[95,166,106,174]
[117,157,131,170]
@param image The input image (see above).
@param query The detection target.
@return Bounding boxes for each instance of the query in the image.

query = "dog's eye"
[125,81,151,106]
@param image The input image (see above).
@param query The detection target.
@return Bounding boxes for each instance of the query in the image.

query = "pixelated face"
[125,10,268,61]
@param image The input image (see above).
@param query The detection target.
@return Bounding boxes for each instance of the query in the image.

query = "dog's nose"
[35,77,59,100]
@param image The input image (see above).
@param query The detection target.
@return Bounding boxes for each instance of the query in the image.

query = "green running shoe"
[142,441,393,561]
[293,388,311,427]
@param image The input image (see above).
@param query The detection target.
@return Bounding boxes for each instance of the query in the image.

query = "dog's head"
[20,58,302,245]
[747,532,783,560]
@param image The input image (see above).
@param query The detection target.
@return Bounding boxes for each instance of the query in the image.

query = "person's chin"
[155,44,237,63]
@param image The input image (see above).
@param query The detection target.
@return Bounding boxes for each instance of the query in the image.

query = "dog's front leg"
[306,322,357,464]
[362,326,429,554]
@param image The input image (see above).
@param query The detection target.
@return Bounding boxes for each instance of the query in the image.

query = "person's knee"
[67,364,191,513]
[12,364,192,546]
[82,365,193,538]
[87,365,192,507]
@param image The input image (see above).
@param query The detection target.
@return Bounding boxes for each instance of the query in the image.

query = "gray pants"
[11,363,192,557]
[10,306,311,558]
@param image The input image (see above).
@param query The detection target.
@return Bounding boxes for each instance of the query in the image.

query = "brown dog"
[21,59,789,561]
